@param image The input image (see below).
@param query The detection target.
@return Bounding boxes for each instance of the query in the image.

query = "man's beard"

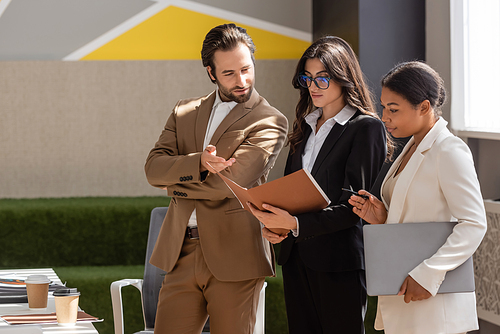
[218,83,253,103]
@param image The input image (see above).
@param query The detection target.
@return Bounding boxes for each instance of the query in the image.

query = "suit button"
[179,177,184,182]
[189,176,193,180]
[173,191,178,196]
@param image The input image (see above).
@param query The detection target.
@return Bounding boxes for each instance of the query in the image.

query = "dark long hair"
[381,61,446,117]
[288,36,394,158]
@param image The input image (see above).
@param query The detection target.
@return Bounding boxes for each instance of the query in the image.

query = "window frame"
[450,0,500,140]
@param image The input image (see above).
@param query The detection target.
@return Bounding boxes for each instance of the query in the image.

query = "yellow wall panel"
[245,26,310,59]
[82,6,309,60]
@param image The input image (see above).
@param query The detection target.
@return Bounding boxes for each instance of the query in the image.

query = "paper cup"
[25,275,50,309]
[54,288,80,326]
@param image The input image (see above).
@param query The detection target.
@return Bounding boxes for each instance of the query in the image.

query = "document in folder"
[216,169,330,234]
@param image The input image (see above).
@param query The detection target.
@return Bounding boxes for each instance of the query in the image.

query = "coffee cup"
[25,275,51,309]
[53,288,80,326]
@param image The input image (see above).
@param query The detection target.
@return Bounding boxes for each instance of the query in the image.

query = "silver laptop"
[363,221,475,296]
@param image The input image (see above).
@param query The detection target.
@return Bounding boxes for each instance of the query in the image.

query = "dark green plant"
[55,265,145,334]
[0,197,169,267]
[0,196,383,333]
[0,197,290,333]
[365,295,384,334]
[265,265,288,334]
[56,265,289,334]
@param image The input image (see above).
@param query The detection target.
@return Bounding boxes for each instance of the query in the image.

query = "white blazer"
[375,117,487,334]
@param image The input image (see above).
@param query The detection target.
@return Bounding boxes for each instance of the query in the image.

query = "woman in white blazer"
[349,61,487,334]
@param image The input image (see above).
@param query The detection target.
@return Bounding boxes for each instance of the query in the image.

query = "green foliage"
[264,265,383,334]
[54,265,289,334]
[0,197,384,334]
[366,295,384,334]
[265,265,288,334]
[0,197,169,267]
[0,197,290,333]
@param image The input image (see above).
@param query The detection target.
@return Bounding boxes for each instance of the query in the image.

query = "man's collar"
[214,86,238,110]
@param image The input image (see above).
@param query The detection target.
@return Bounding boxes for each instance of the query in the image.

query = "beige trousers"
[154,236,265,334]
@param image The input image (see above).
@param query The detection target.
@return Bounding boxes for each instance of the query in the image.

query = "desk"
[0,268,99,333]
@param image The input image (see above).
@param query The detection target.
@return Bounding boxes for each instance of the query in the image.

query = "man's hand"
[398,275,432,303]
[200,145,236,173]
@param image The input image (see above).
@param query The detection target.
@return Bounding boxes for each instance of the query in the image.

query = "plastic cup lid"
[53,288,80,296]
[25,275,51,284]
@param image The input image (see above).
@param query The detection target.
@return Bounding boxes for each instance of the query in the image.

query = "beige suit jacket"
[375,117,487,334]
[145,89,288,281]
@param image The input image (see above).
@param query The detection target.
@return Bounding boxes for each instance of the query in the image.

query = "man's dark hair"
[201,23,256,83]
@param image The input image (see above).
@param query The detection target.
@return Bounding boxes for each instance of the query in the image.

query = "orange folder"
[216,169,330,235]
[1,311,100,325]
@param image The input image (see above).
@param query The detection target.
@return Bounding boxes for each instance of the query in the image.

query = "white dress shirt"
[187,88,237,228]
[292,105,356,235]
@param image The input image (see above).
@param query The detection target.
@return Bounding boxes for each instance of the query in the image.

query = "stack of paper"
[0,275,66,304]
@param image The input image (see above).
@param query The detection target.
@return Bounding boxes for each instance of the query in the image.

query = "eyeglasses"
[297,74,331,90]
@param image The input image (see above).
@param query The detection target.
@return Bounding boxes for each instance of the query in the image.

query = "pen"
[342,188,369,199]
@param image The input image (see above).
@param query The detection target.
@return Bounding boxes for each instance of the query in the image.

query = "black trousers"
[282,244,367,334]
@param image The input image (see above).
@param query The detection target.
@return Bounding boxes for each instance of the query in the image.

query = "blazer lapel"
[310,121,348,176]
[209,89,259,146]
[382,117,449,224]
[195,92,216,151]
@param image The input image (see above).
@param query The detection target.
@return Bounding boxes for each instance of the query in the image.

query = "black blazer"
[278,110,386,272]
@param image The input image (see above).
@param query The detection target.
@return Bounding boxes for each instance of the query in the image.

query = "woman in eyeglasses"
[248,36,391,333]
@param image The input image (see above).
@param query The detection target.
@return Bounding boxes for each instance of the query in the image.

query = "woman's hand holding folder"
[247,202,294,239]
[261,227,288,244]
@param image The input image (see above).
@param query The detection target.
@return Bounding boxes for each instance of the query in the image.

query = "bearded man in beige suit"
[145,23,288,334]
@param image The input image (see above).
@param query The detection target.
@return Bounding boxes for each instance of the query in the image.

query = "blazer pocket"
[225,207,246,215]
[225,197,246,215]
